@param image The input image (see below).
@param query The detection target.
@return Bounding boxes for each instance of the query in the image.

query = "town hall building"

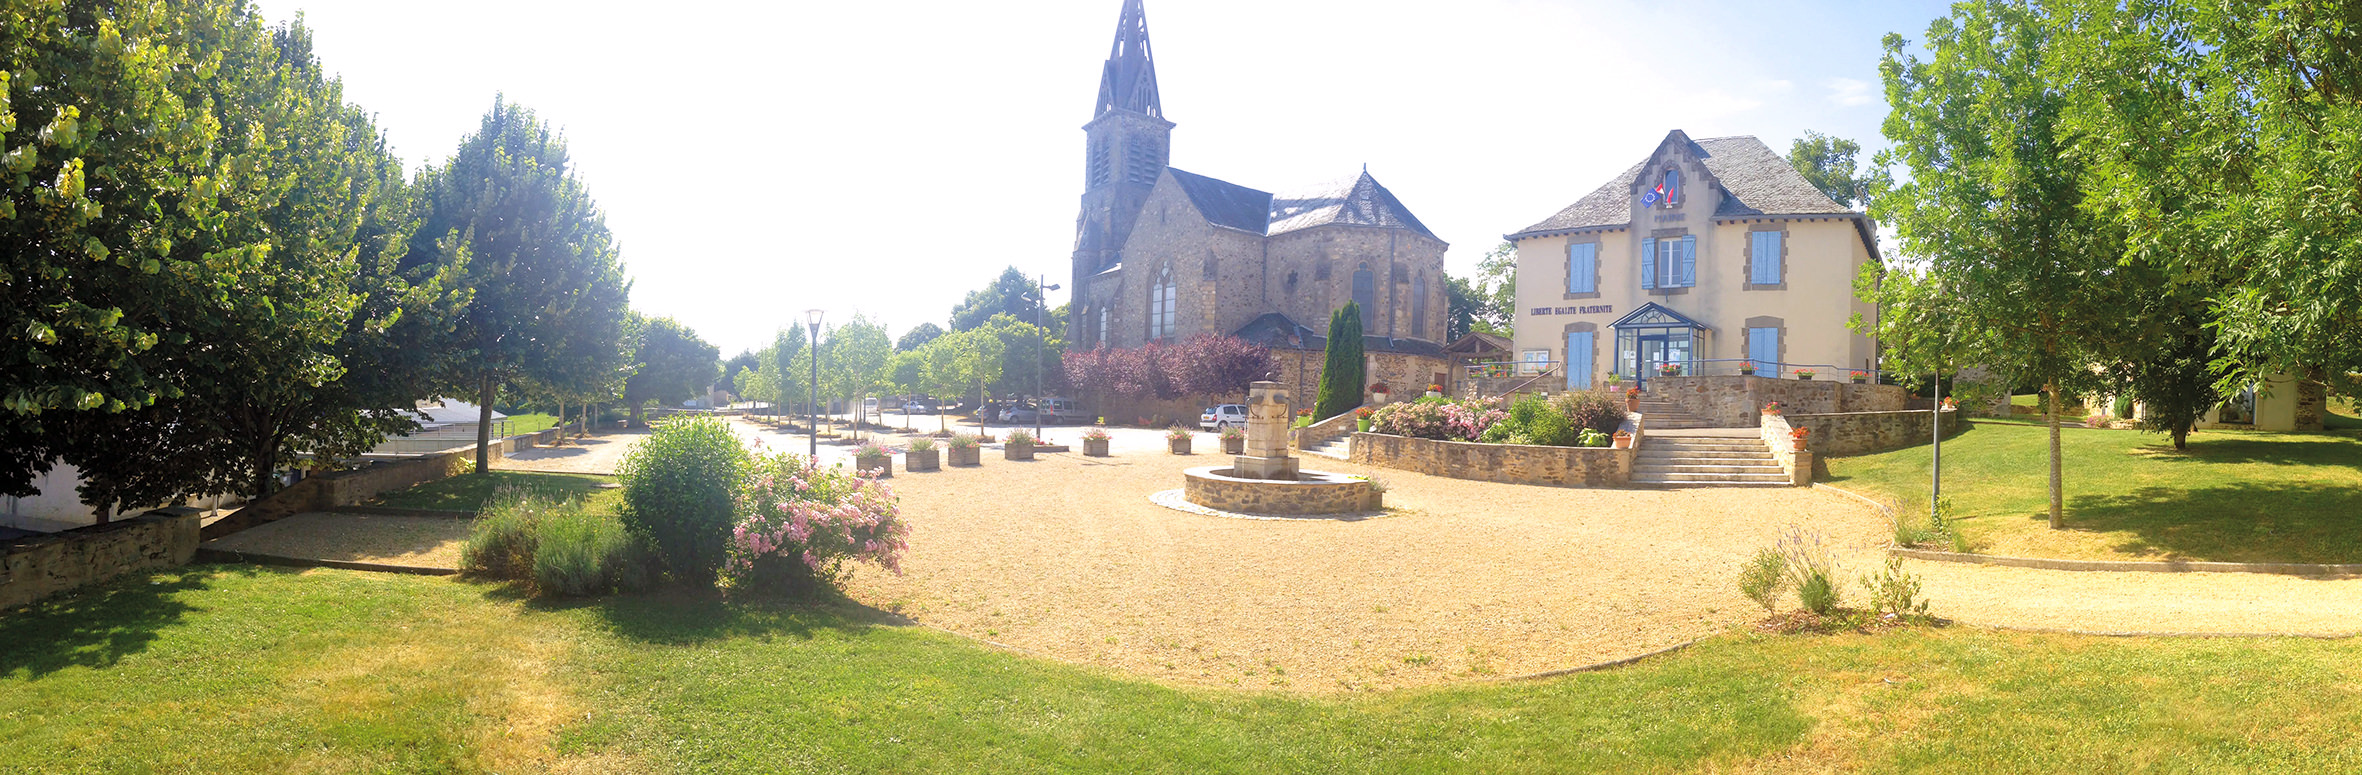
[1067,0,1453,411]
[1506,130,1882,391]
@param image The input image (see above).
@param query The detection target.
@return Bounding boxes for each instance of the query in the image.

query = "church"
[1066,0,1454,411]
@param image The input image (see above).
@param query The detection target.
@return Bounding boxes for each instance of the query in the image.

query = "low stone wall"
[1349,432,1632,488]
[1786,408,1962,457]
[1292,406,1364,452]
[3,507,202,609]
[203,425,566,540]
[1650,375,1908,427]
[1182,466,1380,515]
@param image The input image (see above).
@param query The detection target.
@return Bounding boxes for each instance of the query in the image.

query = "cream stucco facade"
[1505,131,1879,391]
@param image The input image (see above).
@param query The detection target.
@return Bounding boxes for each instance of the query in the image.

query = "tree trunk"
[477,375,497,477]
[555,397,566,446]
[2172,423,2190,450]
[2046,379,2063,529]
[629,399,644,429]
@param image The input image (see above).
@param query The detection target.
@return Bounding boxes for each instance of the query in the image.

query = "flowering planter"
[1625,395,1640,412]
[906,448,940,472]
[1356,419,1373,433]
[1083,438,1110,457]
[1169,438,1191,455]
[1796,375,1815,381]
[1004,440,1035,461]
[1851,378,1867,384]
[948,446,980,466]
[1222,437,1245,455]
[1612,431,1633,449]
[1791,438,1809,452]
[856,455,891,478]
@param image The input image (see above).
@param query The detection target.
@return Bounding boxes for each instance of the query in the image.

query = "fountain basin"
[1182,466,1382,516]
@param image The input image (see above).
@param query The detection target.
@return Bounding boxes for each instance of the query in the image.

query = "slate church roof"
[1232,312,1450,357]
[1164,168,1440,243]
[1507,133,1855,239]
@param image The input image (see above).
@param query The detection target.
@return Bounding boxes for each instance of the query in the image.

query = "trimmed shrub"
[460,485,560,579]
[1493,395,1578,447]
[1313,302,1365,420]
[616,416,752,588]
[730,453,908,596]
[1738,548,1786,611]
[533,507,653,596]
[1552,389,1629,435]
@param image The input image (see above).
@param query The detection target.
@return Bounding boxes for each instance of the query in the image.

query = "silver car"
[1199,404,1246,431]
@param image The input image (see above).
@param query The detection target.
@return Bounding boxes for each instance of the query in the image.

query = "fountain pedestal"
[1231,381,1300,481]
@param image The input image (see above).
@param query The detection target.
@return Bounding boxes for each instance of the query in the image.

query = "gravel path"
[205,512,471,569]
[835,450,1890,693]
[494,430,647,475]
[1908,560,2362,636]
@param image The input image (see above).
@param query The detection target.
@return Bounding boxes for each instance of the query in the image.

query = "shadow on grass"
[479,579,908,647]
[0,563,268,679]
[369,470,612,512]
[2117,434,2362,470]
[2061,480,2362,564]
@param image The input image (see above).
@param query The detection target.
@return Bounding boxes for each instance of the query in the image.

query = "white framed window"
[1518,349,1549,375]
[1640,236,1696,289]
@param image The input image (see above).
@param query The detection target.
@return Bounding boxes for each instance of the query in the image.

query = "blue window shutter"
[1571,243,1596,293]
[1566,244,1577,293]
[1567,331,1594,390]
[1679,235,1697,287]
[1752,232,1783,286]
[1749,327,1780,372]
[1640,238,1656,289]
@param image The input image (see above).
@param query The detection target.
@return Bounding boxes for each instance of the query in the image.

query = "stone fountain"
[1182,381,1381,515]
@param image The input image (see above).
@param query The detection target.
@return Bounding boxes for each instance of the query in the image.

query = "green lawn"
[367,470,615,513]
[1824,420,2362,563]
[502,412,561,436]
[2331,397,2362,431]
[4,566,2361,773]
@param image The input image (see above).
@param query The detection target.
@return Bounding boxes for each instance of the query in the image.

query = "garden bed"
[1347,432,1632,488]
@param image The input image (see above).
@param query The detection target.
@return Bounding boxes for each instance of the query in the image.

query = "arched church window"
[1285,271,1299,295]
[1412,273,1428,339]
[1149,265,1177,340]
[1351,264,1377,330]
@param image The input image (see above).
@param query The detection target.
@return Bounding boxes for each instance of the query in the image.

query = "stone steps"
[1303,437,1351,460]
[1631,435,1791,487]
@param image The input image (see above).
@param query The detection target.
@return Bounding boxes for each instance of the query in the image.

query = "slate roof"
[1508,133,1855,239]
[1231,312,1448,357]
[1268,172,1441,241]
[1168,168,1275,234]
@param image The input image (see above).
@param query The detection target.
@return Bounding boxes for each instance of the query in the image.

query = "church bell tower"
[1072,0,1174,342]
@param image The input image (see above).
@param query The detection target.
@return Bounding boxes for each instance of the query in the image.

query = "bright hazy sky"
[251,0,1951,355]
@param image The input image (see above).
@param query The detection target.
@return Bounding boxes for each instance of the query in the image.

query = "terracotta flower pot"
[1169,438,1191,455]
[1625,395,1640,412]
[1791,438,1809,452]
[948,446,980,466]
[1004,440,1035,461]
[1612,431,1633,449]
[906,448,940,472]
[1083,438,1110,457]
[1222,437,1245,455]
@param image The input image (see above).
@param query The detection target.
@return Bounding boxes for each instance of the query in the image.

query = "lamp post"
[1036,275,1061,439]
[806,309,824,458]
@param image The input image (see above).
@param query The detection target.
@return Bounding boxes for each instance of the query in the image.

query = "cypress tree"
[1314,303,1366,420]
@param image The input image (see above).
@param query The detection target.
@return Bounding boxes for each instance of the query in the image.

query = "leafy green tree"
[896,322,945,352]
[1875,0,2127,528]
[822,315,891,432]
[413,98,633,476]
[716,351,758,396]
[1786,131,1886,209]
[1314,302,1367,421]
[615,416,748,589]
[969,313,1065,398]
[622,316,719,426]
[949,266,1042,332]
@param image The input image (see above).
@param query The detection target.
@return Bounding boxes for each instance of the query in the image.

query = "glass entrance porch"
[1611,303,1711,390]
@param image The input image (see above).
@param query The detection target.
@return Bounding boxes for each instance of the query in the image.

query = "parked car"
[901,397,939,414]
[1200,404,1247,431]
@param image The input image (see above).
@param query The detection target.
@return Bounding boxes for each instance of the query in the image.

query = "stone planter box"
[1349,432,1632,488]
[1222,436,1245,455]
[1005,440,1035,461]
[906,448,940,472]
[1169,438,1192,455]
[1083,438,1110,457]
[856,454,891,478]
[947,445,981,466]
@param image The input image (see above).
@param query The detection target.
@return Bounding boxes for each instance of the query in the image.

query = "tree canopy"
[896,322,946,352]
[1787,130,1885,210]
[622,316,720,425]
[949,267,1042,332]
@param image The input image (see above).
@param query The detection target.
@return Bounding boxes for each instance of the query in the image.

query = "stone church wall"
[1263,227,1448,342]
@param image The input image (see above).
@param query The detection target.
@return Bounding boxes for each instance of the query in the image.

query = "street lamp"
[1036,275,1061,439]
[806,308,825,458]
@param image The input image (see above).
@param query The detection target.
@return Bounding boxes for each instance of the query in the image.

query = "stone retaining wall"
[1292,406,1364,452]
[1651,375,1907,427]
[1348,432,1632,487]
[204,425,566,540]
[1786,408,1962,456]
[3,507,202,609]
[1182,467,1380,515]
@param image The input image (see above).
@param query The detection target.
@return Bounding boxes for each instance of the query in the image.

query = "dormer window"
[1645,168,1679,208]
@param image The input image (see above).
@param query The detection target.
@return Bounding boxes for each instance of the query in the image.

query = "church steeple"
[1096,0,1162,119]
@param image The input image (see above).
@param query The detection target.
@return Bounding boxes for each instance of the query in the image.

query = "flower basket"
[1794,369,1816,381]
[1738,365,1756,376]
[1658,363,1683,377]
[1789,426,1810,451]
[1849,370,1869,384]
[1004,430,1036,461]
[906,447,940,472]
[1762,401,1783,416]
[1611,430,1633,449]
[1624,386,1641,412]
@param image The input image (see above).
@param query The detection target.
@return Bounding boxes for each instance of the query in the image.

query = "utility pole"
[806,309,824,458]
[1036,274,1062,439]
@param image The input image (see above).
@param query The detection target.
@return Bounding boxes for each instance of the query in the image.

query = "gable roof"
[1268,171,1441,241]
[1167,168,1275,234]
[1508,133,1856,240]
[1231,312,1448,355]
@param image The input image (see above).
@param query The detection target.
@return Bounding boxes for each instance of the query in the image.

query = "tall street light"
[1036,275,1061,439]
[806,309,825,458]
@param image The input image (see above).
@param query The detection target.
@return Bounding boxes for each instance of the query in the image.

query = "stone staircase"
[1636,398,1717,429]
[1303,436,1351,460]
[1631,431,1791,487]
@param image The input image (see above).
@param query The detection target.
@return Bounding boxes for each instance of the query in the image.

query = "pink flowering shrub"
[729,453,910,595]
[1370,399,1504,441]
